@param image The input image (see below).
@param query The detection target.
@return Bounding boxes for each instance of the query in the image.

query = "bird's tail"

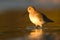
[46,19,54,23]
[40,12,54,23]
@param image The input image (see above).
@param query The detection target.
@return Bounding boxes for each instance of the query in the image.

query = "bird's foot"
[35,26,42,29]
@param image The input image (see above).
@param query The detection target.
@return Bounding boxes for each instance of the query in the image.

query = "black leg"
[35,26,42,29]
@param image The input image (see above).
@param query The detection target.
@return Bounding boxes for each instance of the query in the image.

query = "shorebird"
[27,6,54,28]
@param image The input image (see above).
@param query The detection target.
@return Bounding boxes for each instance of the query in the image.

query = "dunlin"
[27,6,54,28]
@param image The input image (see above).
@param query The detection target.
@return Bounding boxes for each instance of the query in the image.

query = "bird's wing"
[40,12,54,23]
[35,11,44,22]
[35,11,54,23]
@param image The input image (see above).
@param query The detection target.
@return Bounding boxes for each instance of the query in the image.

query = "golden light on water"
[27,29,43,40]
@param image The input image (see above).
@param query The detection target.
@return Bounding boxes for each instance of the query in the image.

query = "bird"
[27,6,54,28]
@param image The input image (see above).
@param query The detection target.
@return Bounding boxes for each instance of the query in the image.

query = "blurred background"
[0,0,60,40]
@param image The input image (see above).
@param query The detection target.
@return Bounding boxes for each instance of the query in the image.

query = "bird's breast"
[29,14,41,24]
[29,13,45,26]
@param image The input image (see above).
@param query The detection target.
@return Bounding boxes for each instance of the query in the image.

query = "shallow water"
[0,26,60,40]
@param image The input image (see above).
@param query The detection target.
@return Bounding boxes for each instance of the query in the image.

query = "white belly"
[29,14,44,26]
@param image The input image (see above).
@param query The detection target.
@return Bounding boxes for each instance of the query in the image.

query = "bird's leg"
[40,24,47,29]
[39,25,43,29]
[42,24,48,30]
[34,25,40,29]
[35,25,41,29]
[35,25,38,29]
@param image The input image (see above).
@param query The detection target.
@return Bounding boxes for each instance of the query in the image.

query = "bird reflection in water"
[25,28,43,40]
[25,26,55,40]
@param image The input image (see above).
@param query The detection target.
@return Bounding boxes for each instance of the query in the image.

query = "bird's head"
[27,6,36,13]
